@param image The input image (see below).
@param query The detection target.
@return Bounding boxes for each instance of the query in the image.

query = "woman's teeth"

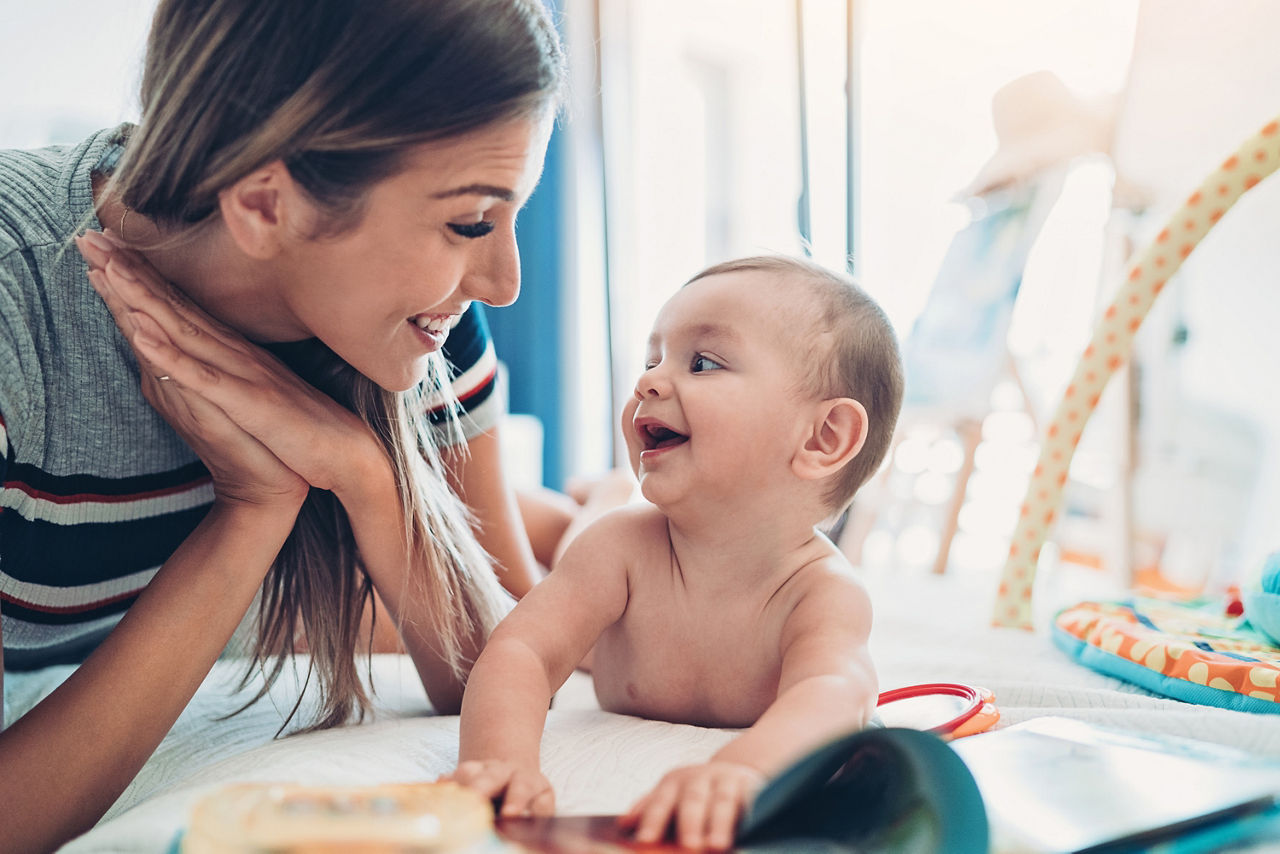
[413,315,454,333]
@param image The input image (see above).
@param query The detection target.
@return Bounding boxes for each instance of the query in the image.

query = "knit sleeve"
[0,249,36,483]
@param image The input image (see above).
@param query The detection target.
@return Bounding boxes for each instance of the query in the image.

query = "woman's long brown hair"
[102,0,566,731]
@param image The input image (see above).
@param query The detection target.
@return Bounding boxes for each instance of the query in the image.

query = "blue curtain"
[486,86,568,489]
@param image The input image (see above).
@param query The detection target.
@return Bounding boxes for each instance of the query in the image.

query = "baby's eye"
[448,220,496,239]
[691,354,724,373]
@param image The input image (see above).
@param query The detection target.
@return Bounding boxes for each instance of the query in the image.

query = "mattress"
[7,569,1278,852]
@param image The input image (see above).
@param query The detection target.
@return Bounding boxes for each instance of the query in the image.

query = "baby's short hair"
[686,256,904,511]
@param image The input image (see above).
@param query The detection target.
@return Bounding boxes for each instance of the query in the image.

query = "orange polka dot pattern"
[1057,599,1280,708]
[993,115,1280,629]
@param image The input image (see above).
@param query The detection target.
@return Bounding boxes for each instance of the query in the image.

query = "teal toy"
[1244,553,1280,647]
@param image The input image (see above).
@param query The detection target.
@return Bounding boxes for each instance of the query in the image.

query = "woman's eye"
[691,354,724,373]
[448,220,496,239]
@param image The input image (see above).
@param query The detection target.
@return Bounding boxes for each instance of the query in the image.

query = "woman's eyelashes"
[448,219,496,239]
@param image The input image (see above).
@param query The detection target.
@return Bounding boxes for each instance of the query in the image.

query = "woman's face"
[273,116,552,391]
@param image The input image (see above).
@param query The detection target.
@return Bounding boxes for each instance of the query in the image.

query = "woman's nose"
[462,227,521,307]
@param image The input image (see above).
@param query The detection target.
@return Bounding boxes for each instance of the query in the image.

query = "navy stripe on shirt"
[0,505,210,587]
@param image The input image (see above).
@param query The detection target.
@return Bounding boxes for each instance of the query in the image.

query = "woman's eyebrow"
[431,183,515,201]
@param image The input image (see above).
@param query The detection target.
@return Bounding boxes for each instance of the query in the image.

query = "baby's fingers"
[703,780,747,851]
[630,780,679,844]
[674,775,713,849]
[617,796,646,830]
[498,773,554,818]
[445,761,512,801]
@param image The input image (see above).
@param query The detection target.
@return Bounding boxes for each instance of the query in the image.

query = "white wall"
[0,1,154,147]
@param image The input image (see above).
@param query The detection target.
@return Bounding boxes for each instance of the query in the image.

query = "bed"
[7,567,1279,852]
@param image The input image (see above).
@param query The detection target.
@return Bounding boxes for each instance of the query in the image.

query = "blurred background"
[3,0,1278,600]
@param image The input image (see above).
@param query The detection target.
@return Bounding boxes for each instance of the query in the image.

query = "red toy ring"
[877,682,999,738]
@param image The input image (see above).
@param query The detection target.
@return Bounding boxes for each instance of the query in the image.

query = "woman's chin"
[362,361,430,394]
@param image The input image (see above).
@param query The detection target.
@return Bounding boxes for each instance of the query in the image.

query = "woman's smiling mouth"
[408,313,459,350]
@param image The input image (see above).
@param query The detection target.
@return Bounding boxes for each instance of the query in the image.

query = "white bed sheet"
[6,570,1278,852]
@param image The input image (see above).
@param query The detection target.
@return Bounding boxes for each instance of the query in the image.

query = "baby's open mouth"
[640,422,689,451]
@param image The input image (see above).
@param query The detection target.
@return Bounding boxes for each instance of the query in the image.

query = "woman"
[0,0,564,849]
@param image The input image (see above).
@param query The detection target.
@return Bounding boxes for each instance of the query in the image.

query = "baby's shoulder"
[582,502,668,540]
[784,547,871,616]
[560,503,669,563]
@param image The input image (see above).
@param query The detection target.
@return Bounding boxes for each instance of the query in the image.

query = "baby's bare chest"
[590,594,786,728]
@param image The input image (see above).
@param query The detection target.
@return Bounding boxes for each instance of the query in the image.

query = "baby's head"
[625,255,903,516]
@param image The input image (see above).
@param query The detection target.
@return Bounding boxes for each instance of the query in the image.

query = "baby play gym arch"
[993,114,1280,630]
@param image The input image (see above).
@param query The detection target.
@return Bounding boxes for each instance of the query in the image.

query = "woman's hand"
[75,230,385,506]
[618,760,765,851]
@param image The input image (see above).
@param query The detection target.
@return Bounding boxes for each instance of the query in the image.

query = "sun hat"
[960,70,1119,198]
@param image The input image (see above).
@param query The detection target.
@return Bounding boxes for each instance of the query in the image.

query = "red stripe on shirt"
[3,474,213,505]
[1,587,142,614]
[427,365,497,414]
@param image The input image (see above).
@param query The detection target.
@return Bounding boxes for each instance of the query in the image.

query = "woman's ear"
[792,398,869,482]
[217,161,296,260]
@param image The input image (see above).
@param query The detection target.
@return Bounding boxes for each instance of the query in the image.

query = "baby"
[449,255,904,850]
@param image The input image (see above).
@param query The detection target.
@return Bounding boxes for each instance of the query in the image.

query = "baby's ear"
[792,398,868,482]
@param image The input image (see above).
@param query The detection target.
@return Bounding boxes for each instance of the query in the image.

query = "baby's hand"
[443,760,555,818]
[618,760,765,851]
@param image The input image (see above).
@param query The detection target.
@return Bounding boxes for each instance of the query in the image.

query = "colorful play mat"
[1053,598,1280,715]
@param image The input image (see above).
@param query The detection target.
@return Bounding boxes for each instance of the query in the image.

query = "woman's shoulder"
[0,146,69,255]
[0,128,119,259]
[0,128,122,330]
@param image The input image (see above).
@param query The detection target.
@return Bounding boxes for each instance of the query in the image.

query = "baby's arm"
[622,571,875,850]
[711,572,876,770]
[448,510,634,816]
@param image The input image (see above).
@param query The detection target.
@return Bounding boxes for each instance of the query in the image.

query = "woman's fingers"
[88,269,213,420]
[103,258,248,370]
[79,235,307,504]
[80,230,372,497]
[128,311,223,392]
[82,229,243,352]
[85,266,139,338]
[80,231,247,370]
[75,231,113,270]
